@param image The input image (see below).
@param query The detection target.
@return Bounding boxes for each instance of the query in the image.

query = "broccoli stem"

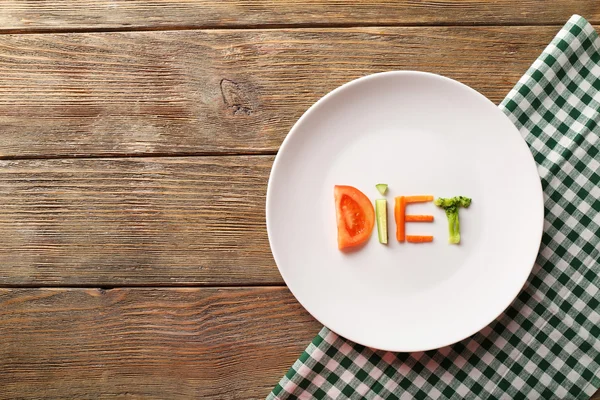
[447,211,460,244]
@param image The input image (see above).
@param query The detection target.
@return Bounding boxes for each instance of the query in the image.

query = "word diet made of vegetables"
[334,184,471,250]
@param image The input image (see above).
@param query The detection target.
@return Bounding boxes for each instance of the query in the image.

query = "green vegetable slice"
[375,184,388,195]
[375,199,388,244]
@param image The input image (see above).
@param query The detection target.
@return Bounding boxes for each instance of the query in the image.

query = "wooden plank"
[2,288,598,399]
[0,26,560,158]
[0,156,277,286]
[1,1,598,31]
[0,287,320,399]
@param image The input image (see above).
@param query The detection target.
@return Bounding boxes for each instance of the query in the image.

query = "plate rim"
[266,70,544,352]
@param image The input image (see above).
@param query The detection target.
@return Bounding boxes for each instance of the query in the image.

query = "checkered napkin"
[269,15,600,400]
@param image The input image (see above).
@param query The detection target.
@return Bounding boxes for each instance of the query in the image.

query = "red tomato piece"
[334,185,375,250]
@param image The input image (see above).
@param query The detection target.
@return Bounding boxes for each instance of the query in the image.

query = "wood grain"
[1,1,598,32]
[0,287,320,399]
[0,26,561,158]
[0,156,278,286]
[2,288,598,399]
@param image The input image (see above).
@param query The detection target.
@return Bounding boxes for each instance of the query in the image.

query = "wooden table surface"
[0,2,598,399]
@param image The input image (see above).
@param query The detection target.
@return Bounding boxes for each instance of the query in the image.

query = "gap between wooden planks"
[0,25,565,159]
[0,287,321,399]
[0,0,597,32]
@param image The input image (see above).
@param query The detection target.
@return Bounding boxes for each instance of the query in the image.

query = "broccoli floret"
[434,196,472,244]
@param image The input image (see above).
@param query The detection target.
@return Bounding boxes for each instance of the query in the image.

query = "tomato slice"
[334,185,375,250]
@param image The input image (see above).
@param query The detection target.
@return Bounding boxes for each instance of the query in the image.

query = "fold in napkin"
[269,15,600,400]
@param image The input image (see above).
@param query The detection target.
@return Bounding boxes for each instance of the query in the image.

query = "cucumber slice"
[375,199,387,244]
[376,183,388,195]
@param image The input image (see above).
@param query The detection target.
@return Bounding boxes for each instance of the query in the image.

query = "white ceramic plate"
[266,71,543,352]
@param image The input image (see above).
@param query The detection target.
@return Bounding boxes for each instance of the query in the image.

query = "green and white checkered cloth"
[269,15,600,400]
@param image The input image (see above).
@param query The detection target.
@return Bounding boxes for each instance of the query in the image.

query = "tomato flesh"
[334,185,374,250]
[340,195,367,236]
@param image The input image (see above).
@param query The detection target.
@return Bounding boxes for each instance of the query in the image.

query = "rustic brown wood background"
[0,1,598,399]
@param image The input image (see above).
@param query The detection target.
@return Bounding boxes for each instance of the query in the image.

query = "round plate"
[266,71,543,352]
